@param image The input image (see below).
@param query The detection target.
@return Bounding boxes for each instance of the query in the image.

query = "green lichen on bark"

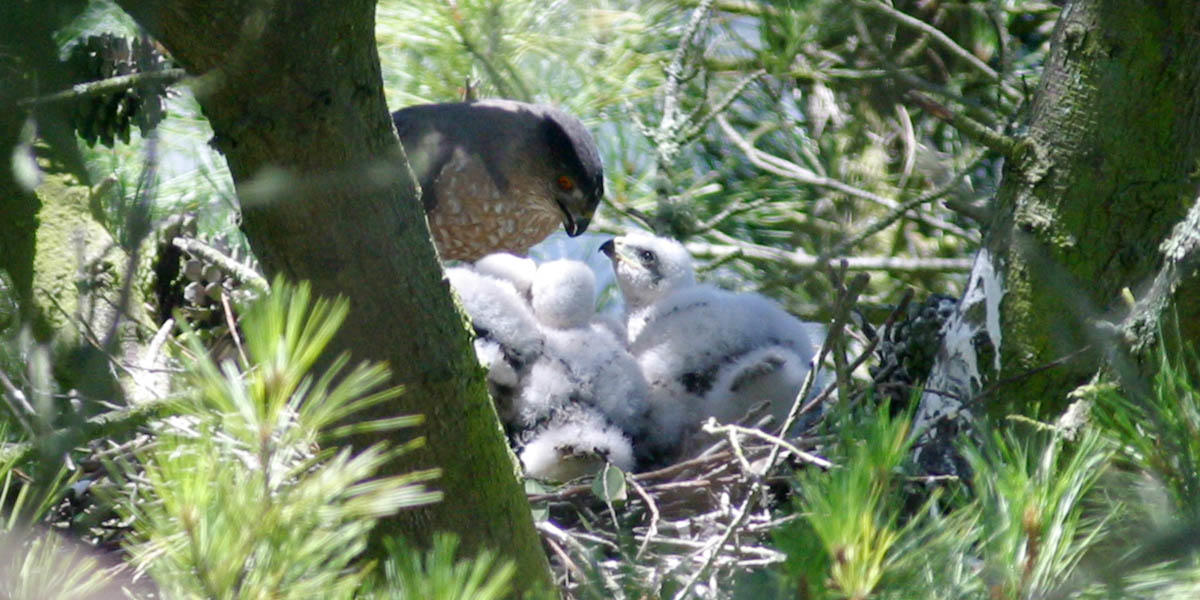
[29,171,122,343]
[982,0,1200,417]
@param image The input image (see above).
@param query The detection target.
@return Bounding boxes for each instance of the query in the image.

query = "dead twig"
[702,421,832,470]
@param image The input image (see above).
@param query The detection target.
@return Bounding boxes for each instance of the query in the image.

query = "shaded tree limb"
[110,0,551,588]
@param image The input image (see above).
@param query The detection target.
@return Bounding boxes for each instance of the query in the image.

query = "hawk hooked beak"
[556,198,590,237]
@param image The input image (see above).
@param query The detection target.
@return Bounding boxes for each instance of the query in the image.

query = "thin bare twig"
[219,291,249,368]
[629,477,662,561]
[702,421,832,469]
[687,239,973,273]
[669,488,757,600]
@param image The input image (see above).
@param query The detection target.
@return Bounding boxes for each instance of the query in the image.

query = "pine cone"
[65,34,169,147]
[869,293,958,409]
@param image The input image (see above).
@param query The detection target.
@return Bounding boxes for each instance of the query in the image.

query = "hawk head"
[533,105,604,237]
[392,100,604,259]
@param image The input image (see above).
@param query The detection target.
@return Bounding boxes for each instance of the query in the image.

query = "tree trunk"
[111,0,550,587]
[915,0,1200,470]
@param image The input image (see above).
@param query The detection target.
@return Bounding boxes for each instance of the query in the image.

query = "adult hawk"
[393,99,604,261]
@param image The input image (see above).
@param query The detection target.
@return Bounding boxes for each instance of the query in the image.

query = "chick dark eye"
[639,249,656,263]
[556,175,575,192]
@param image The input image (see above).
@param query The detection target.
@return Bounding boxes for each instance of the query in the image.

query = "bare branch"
[907,91,1017,158]
[1123,193,1200,354]
[687,239,973,273]
[701,420,832,469]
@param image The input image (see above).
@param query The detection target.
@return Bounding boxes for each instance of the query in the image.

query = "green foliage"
[0,423,119,599]
[0,433,72,530]
[1074,346,1200,598]
[776,403,923,598]
[770,344,1200,599]
[1091,348,1200,519]
[370,533,520,600]
[963,426,1116,598]
[774,403,1120,599]
[0,531,121,600]
[24,2,1200,599]
[123,278,442,599]
[1,273,526,598]
[376,0,670,111]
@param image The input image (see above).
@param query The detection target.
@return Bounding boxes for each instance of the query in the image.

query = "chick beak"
[599,239,616,258]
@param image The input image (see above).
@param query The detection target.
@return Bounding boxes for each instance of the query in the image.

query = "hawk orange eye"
[556,176,575,191]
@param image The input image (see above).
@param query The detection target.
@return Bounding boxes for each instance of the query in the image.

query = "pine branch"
[853,0,1022,102]
[906,91,1018,159]
[17,69,187,107]
[714,114,976,240]
[172,237,270,293]
[818,153,988,263]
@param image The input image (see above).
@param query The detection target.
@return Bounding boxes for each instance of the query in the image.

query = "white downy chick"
[445,266,543,423]
[601,232,821,456]
[591,310,627,341]
[530,256,627,338]
[473,252,537,299]
[599,231,695,335]
[530,259,596,329]
[517,403,636,482]
[526,260,651,439]
[702,345,815,432]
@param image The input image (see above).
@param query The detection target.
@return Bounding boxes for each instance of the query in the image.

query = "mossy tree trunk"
[914,0,1200,470]
[1,1,77,330]
[111,0,550,588]
[1,4,143,409]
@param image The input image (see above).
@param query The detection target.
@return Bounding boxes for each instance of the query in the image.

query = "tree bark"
[915,0,1200,469]
[0,1,75,330]
[111,0,550,587]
